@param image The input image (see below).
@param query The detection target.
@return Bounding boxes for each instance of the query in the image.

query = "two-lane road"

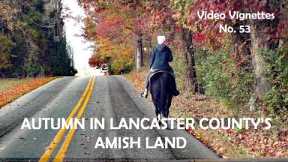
[0,76,218,161]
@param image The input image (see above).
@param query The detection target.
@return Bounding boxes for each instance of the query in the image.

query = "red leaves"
[193,33,206,43]
[95,15,124,40]
[223,127,288,157]
[182,0,286,52]
[89,55,104,67]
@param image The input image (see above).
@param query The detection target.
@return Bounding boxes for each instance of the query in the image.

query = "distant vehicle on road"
[100,64,109,76]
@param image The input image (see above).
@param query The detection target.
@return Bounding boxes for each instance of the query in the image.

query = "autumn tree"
[173,0,287,101]
[80,0,287,115]
[81,0,151,73]
[0,34,13,75]
[0,0,76,77]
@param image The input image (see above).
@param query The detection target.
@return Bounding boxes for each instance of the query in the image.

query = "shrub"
[0,34,13,70]
[262,48,288,117]
[196,49,254,109]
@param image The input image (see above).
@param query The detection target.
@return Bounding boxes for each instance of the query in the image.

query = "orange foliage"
[0,77,55,108]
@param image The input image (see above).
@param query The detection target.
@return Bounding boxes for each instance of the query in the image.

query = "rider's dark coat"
[147,44,179,96]
[149,44,173,72]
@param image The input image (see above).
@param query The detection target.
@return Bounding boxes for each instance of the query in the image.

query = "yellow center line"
[53,77,95,162]
[39,77,94,162]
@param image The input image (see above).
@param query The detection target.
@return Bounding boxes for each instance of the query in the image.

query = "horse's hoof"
[157,114,161,121]
[158,120,163,126]
[140,92,148,98]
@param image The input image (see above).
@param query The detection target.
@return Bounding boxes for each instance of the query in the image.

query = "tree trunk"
[250,23,271,100]
[136,34,144,71]
[231,22,253,72]
[181,27,199,94]
[144,36,153,66]
[249,0,282,101]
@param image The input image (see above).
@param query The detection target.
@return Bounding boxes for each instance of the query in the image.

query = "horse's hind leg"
[151,95,160,117]
[159,73,170,118]
[163,95,173,118]
[150,79,161,117]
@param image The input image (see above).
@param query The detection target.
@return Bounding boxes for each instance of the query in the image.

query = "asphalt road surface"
[0,76,220,161]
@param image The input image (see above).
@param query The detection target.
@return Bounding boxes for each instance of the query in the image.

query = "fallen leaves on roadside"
[0,77,56,108]
[125,70,288,159]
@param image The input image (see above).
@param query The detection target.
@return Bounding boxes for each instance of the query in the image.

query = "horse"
[149,71,174,119]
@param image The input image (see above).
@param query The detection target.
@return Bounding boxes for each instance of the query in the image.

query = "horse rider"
[141,35,179,98]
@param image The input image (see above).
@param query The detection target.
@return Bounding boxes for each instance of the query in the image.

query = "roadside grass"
[0,77,56,108]
[125,70,288,159]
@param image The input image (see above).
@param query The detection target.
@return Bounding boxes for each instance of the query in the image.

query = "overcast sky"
[62,0,94,75]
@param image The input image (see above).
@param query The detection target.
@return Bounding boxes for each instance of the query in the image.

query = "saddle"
[148,69,179,96]
[147,69,175,87]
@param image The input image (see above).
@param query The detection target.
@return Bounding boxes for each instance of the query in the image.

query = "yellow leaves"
[0,2,18,30]
[96,37,114,53]
[92,36,134,73]
[96,37,133,60]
